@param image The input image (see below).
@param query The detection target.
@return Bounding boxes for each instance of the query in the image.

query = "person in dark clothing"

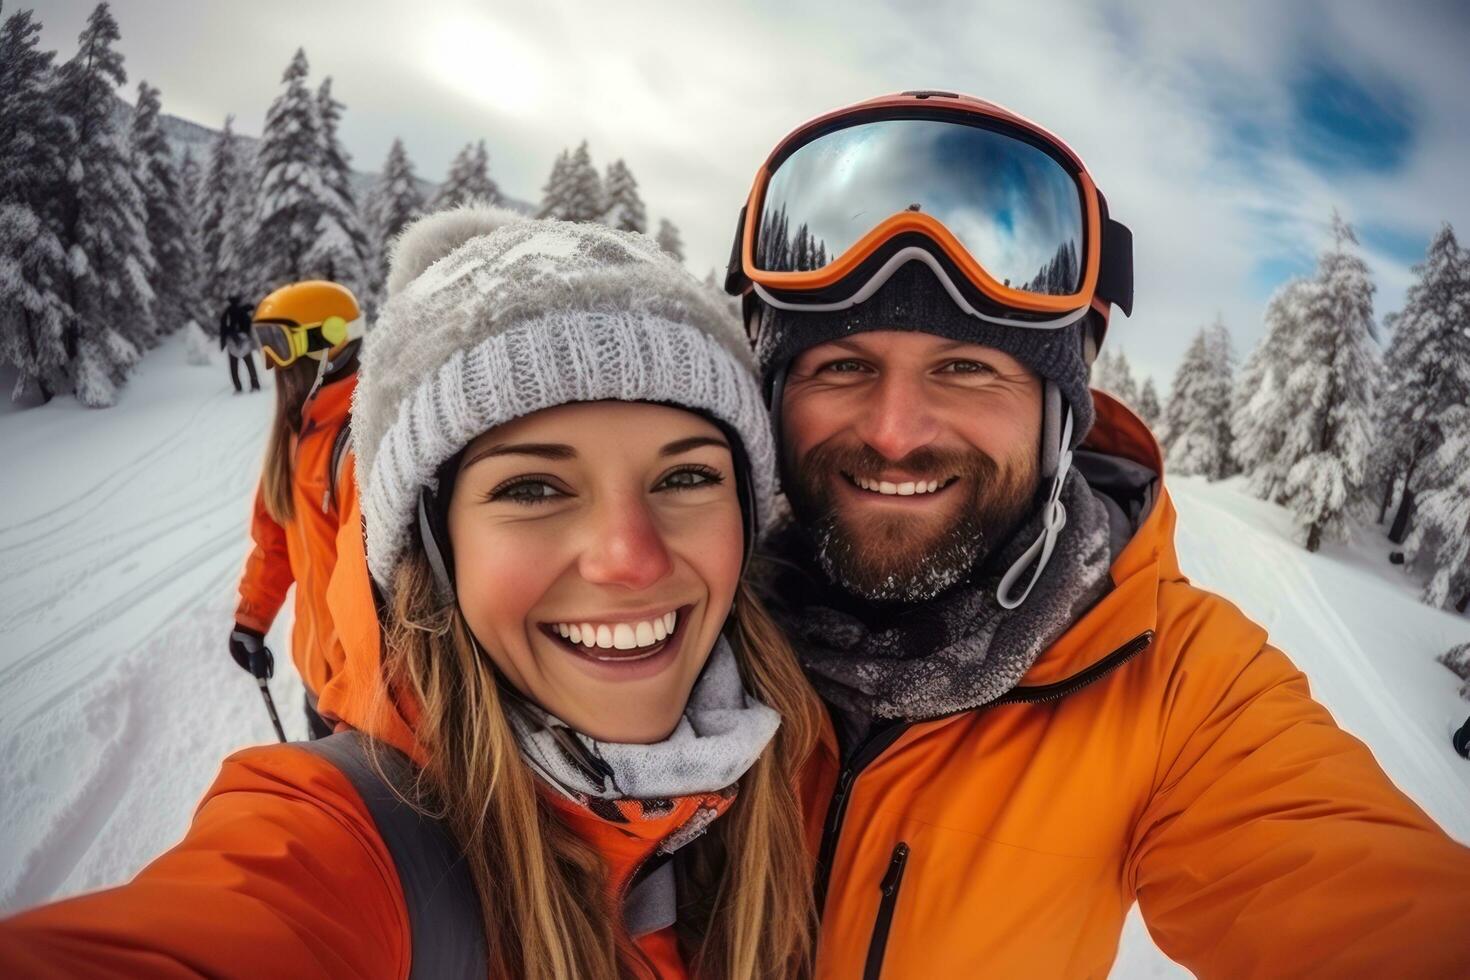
[1454,714,1470,758]
[219,295,261,393]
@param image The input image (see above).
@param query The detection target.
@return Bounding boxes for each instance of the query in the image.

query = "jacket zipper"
[862,842,909,980]
[814,720,908,915]
[812,630,1154,918]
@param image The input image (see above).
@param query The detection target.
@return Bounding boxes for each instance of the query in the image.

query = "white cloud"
[30,0,1468,386]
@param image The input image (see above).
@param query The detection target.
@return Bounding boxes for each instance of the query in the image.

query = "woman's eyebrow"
[660,436,729,457]
[463,442,577,468]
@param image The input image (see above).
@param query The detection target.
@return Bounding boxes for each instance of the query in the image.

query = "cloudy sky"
[30,0,1470,384]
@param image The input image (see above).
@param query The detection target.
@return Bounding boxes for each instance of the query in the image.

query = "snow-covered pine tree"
[1231,278,1311,503]
[1441,640,1470,695]
[602,159,647,233]
[463,140,500,205]
[1135,377,1162,428]
[364,137,424,312]
[1406,403,1470,612]
[561,141,604,223]
[1091,347,1139,407]
[252,48,324,290]
[304,76,369,293]
[1111,350,1139,407]
[1277,213,1379,552]
[1373,225,1470,542]
[175,147,206,335]
[52,2,155,406]
[1160,319,1235,480]
[537,148,571,219]
[200,115,253,312]
[656,218,685,263]
[435,139,500,211]
[129,80,190,339]
[0,5,71,402]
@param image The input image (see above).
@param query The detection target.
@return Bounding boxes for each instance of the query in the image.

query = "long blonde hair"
[376,551,822,979]
[260,359,319,523]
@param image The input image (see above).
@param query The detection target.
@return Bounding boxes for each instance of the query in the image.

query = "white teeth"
[853,475,948,496]
[551,611,680,651]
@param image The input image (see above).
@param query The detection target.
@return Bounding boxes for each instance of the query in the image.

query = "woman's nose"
[576,495,674,591]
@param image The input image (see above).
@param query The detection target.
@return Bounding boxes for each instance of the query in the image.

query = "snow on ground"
[0,336,303,912]
[0,342,1467,977]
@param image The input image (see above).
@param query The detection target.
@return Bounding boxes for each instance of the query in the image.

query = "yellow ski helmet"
[251,280,364,368]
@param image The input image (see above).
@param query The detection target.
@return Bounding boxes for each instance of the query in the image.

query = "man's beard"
[785,440,1038,603]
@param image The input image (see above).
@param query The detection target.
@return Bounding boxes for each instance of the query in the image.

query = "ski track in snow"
[0,337,305,912]
[1,341,1466,980]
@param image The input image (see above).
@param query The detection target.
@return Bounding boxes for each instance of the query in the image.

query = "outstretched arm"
[1128,594,1470,977]
[0,746,409,979]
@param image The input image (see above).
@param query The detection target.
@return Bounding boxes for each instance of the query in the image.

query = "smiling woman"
[0,210,822,980]
[448,402,746,744]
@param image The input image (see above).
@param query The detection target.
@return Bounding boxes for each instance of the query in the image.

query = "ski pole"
[256,676,288,743]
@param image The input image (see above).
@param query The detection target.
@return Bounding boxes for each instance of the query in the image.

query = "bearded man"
[728,92,1470,977]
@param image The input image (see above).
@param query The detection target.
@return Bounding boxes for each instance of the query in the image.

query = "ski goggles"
[253,315,354,368]
[726,92,1133,331]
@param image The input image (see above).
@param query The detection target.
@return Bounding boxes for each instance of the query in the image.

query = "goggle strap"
[752,249,1091,330]
[724,204,748,296]
[417,489,455,600]
[1098,216,1134,317]
[997,393,1073,611]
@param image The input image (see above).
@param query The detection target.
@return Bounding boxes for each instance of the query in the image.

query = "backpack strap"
[323,419,353,515]
[297,732,485,979]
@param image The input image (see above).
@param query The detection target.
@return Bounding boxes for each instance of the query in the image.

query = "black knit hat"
[755,261,1095,445]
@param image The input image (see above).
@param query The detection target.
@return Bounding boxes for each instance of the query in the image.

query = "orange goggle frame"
[725,93,1132,328]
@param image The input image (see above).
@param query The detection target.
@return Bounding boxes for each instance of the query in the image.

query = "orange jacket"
[234,363,357,699]
[803,393,1470,978]
[0,476,710,979]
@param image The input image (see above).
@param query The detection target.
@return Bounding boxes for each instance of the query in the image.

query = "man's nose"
[577,495,674,591]
[852,372,942,463]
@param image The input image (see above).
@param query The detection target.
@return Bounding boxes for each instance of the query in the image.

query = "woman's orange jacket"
[799,394,1470,978]
[234,364,357,699]
[0,466,708,979]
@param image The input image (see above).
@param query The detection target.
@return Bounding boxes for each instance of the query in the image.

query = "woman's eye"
[488,479,565,504]
[657,466,725,491]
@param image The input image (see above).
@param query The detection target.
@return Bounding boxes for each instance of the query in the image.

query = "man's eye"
[657,466,725,491]
[487,479,565,504]
[941,360,996,376]
[822,359,869,374]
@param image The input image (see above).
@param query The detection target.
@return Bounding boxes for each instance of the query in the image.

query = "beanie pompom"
[386,204,525,296]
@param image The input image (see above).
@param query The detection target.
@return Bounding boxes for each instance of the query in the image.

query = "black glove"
[229,625,275,680]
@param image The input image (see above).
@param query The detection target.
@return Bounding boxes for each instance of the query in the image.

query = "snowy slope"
[1,346,1467,977]
[0,336,303,911]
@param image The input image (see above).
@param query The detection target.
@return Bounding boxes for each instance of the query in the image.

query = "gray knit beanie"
[757,261,1096,443]
[354,206,778,592]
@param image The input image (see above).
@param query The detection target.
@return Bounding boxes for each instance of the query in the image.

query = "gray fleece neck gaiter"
[764,471,1113,739]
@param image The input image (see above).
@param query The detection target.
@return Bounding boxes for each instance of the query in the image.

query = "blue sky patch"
[1288,58,1415,175]
[1360,221,1428,266]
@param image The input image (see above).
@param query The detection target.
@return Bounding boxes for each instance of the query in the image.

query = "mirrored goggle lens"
[755,118,1086,295]
[252,323,294,364]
